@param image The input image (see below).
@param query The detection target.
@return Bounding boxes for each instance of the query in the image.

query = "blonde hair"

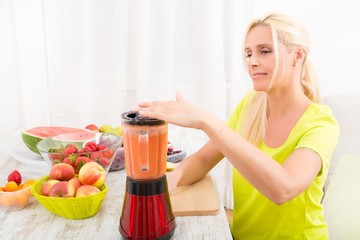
[240,13,320,145]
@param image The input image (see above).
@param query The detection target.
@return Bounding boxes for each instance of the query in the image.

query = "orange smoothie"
[123,125,168,180]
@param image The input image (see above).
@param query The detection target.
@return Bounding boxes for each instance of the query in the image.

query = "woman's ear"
[293,47,306,66]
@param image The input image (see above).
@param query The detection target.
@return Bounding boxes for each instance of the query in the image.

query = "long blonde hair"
[240,13,320,146]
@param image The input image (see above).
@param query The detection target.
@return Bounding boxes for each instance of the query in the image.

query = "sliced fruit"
[52,132,96,142]
[21,126,93,154]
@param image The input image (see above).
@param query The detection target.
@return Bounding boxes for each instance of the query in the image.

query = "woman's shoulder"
[307,103,336,117]
[303,103,339,129]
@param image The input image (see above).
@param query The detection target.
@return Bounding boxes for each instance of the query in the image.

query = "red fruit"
[76,185,100,197]
[49,181,76,198]
[80,146,92,155]
[74,156,93,173]
[84,142,98,152]
[7,170,22,185]
[79,162,106,188]
[62,155,77,167]
[98,156,110,167]
[90,151,103,160]
[97,144,107,151]
[103,149,113,158]
[64,144,78,154]
[85,124,99,132]
[49,163,76,181]
[49,153,64,162]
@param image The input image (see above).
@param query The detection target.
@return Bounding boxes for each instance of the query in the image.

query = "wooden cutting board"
[170,175,220,216]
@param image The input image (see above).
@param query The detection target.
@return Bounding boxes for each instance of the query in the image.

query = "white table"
[0,151,233,240]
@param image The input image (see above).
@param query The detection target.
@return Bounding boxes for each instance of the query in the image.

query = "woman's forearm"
[171,141,224,187]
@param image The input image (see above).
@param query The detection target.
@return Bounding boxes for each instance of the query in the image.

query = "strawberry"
[97,144,107,151]
[90,151,103,160]
[62,154,77,167]
[98,156,110,167]
[64,144,78,154]
[7,170,22,185]
[84,142,98,152]
[74,156,93,173]
[103,149,114,158]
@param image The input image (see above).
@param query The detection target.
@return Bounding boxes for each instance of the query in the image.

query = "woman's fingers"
[175,92,186,102]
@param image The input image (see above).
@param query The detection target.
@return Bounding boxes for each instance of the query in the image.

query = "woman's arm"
[138,93,322,204]
[166,140,224,192]
[200,116,322,205]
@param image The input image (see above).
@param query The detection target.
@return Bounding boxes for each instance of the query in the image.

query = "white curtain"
[0,0,254,208]
[4,0,357,209]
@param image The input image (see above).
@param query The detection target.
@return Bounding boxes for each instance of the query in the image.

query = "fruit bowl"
[31,175,108,219]
[0,172,38,211]
[36,132,122,173]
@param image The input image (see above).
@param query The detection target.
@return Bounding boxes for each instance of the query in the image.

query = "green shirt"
[227,91,339,240]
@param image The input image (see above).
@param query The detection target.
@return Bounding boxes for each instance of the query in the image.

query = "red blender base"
[119,176,176,240]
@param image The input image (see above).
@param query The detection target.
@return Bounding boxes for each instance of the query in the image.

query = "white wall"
[1,0,360,143]
[250,0,360,97]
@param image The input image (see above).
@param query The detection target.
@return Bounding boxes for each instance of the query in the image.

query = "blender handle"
[138,131,150,171]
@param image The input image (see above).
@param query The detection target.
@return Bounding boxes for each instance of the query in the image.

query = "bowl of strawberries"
[36,132,122,173]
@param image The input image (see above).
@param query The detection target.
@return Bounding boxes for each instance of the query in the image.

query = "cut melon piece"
[21,126,92,154]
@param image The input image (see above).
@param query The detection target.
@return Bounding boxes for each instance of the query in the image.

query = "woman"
[138,13,339,239]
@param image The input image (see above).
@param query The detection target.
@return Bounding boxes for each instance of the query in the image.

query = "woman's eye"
[245,53,252,58]
[261,50,272,54]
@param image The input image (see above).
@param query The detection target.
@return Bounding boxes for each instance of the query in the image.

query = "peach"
[76,185,100,197]
[68,177,82,191]
[79,162,106,188]
[49,163,75,181]
[49,181,75,198]
[40,179,60,196]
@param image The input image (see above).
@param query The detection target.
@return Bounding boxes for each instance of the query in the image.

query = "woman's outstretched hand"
[138,92,211,129]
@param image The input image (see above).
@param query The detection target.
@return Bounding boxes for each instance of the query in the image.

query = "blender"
[119,111,176,239]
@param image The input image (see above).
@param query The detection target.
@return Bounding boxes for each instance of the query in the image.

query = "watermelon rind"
[21,132,43,154]
[21,126,92,155]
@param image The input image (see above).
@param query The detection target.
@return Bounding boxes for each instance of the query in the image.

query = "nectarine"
[76,185,100,197]
[49,181,75,198]
[68,177,82,191]
[49,163,75,181]
[79,162,106,188]
[40,179,60,196]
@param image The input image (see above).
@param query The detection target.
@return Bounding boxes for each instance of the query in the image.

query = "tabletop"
[0,149,233,240]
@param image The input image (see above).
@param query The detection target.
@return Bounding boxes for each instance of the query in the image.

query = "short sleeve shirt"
[227,91,339,240]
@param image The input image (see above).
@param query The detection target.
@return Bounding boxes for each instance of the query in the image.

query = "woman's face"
[245,25,293,92]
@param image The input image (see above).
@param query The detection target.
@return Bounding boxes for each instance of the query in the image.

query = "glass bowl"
[109,147,125,171]
[0,172,40,211]
[36,132,122,173]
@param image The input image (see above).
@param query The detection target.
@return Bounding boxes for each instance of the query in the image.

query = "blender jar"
[121,111,168,180]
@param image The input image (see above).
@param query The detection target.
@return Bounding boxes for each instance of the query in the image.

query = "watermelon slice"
[21,126,93,154]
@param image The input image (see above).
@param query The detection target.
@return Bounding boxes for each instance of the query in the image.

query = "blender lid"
[121,111,165,126]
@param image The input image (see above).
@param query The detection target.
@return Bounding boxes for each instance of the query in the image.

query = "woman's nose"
[247,55,259,67]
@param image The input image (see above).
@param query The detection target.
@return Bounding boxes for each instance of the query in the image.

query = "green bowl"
[31,176,108,219]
